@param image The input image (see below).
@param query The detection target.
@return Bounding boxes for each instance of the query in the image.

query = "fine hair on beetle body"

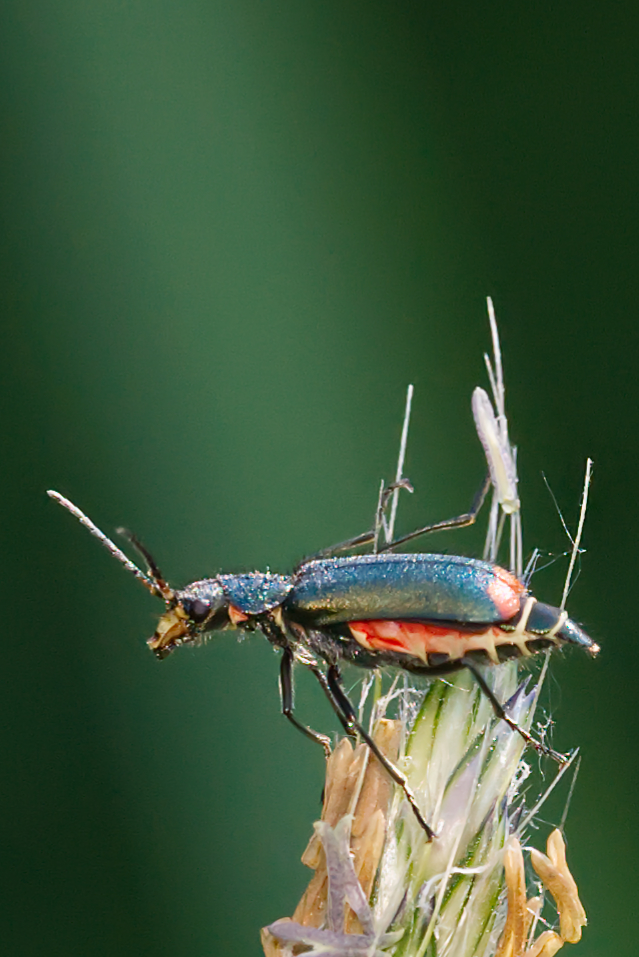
[46,303,598,841]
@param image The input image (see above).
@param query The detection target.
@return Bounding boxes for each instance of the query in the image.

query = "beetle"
[47,485,599,840]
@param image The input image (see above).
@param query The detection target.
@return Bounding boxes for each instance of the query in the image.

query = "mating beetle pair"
[48,478,598,840]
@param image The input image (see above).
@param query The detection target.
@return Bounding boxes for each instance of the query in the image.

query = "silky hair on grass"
[263,300,591,957]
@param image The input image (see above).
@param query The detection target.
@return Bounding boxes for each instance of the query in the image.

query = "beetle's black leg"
[321,664,436,840]
[279,648,333,758]
[305,481,412,560]
[307,473,491,562]
[378,473,492,552]
[300,660,357,740]
[373,478,415,552]
[308,529,378,560]
[460,657,568,765]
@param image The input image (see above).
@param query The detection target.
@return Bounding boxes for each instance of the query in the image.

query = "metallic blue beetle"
[47,489,598,839]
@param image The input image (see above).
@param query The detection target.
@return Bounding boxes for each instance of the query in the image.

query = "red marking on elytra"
[488,565,525,619]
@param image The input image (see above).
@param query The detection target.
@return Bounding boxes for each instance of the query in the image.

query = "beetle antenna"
[116,527,175,604]
[560,458,593,611]
[47,490,161,598]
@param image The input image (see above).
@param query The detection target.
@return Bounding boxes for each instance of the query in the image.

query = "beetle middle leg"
[461,657,568,765]
[279,647,333,758]
[378,472,492,552]
[317,663,436,840]
[310,473,491,560]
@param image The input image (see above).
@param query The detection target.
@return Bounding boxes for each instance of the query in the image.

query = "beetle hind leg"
[461,657,568,765]
[322,664,436,840]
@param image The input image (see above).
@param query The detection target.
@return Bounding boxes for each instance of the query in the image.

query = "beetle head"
[149,579,229,658]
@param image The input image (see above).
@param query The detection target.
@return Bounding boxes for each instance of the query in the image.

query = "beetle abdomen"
[516,600,599,655]
[347,597,599,667]
[349,619,537,665]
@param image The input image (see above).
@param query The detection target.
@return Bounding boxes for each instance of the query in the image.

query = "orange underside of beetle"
[348,619,517,664]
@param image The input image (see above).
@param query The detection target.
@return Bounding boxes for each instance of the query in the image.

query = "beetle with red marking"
[46,488,599,840]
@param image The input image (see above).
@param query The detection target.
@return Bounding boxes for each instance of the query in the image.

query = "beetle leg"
[297,659,358,741]
[308,473,491,561]
[321,664,436,840]
[378,472,492,552]
[305,481,415,560]
[279,647,333,758]
[460,657,568,765]
[307,529,379,560]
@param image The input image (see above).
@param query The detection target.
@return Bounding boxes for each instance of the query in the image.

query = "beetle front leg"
[279,647,332,758]
[323,664,436,841]
[461,657,568,764]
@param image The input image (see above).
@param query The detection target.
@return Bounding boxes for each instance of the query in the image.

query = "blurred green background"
[0,2,635,954]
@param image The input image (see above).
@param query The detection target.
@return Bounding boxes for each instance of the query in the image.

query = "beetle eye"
[186,598,211,623]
